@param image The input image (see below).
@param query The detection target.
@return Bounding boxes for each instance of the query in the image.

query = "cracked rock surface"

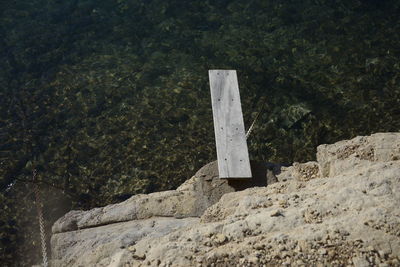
[51,132,400,266]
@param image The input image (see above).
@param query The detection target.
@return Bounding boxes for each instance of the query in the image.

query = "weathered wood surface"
[209,70,252,179]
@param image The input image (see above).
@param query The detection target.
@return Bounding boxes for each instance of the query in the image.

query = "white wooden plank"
[209,70,252,179]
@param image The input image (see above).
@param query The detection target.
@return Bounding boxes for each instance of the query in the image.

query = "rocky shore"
[50,132,400,266]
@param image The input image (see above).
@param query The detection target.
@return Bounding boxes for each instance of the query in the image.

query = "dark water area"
[0,0,399,265]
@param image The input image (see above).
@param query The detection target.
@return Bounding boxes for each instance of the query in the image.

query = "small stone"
[297,240,308,252]
[214,233,227,244]
[254,244,265,250]
[378,250,386,259]
[133,253,146,260]
[340,230,350,236]
[248,256,259,264]
[270,210,283,217]
[203,241,212,247]
[279,244,287,251]
[206,232,214,238]
[279,200,288,207]
[318,248,327,255]
[391,259,400,265]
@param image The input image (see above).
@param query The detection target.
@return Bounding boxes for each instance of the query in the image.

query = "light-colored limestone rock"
[50,133,400,267]
[52,161,277,234]
[50,161,277,266]
[126,159,400,266]
[317,132,400,177]
[51,217,198,267]
[277,161,320,182]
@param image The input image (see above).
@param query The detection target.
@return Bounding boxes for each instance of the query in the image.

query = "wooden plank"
[209,70,252,179]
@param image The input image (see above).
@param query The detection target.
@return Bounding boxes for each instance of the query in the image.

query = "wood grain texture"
[209,70,252,179]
